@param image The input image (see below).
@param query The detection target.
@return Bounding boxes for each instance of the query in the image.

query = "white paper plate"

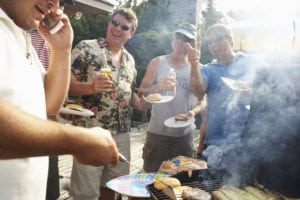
[164,116,195,128]
[143,95,174,104]
[59,107,94,117]
[221,77,252,92]
[106,173,169,198]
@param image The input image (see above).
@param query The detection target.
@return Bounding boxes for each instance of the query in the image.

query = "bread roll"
[154,177,181,190]
[66,104,83,112]
[163,186,193,200]
[146,93,162,101]
[175,113,189,122]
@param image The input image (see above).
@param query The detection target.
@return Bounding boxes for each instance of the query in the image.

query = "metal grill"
[146,169,227,200]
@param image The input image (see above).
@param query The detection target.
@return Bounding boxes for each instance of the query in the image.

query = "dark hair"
[111,8,138,31]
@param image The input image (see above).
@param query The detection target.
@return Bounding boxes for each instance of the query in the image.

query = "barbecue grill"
[146,168,230,200]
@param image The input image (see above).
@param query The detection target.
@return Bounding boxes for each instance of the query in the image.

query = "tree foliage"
[70,14,110,46]
[199,0,224,64]
[69,0,225,85]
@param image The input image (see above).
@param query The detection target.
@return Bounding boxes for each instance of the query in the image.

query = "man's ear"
[128,31,136,39]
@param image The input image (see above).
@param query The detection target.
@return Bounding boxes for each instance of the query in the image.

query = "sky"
[214,0,300,53]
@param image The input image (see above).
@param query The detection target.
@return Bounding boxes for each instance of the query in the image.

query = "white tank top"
[147,55,197,137]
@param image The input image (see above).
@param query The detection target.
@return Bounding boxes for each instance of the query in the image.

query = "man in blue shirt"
[187,23,267,166]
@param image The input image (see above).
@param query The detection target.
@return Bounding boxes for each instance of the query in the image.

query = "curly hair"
[111,7,138,31]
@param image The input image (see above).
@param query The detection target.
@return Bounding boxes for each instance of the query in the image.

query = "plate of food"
[106,173,169,198]
[164,114,195,128]
[59,104,94,117]
[143,93,174,104]
[221,77,252,92]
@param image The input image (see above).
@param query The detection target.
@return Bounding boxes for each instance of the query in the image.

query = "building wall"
[162,0,202,25]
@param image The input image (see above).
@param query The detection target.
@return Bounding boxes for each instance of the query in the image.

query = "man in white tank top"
[139,22,205,172]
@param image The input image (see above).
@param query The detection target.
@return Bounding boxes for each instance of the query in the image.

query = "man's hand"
[156,77,176,92]
[185,42,201,68]
[92,74,113,93]
[73,127,119,166]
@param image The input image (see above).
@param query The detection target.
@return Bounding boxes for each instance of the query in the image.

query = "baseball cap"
[174,22,197,40]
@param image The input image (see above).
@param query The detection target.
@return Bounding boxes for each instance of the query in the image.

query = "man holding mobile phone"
[0,0,119,199]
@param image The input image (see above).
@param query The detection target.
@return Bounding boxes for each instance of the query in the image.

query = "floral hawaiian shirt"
[70,38,137,134]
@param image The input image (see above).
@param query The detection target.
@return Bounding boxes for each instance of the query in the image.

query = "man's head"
[206,23,234,60]
[106,7,138,48]
[0,0,65,30]
[174,22,197,47]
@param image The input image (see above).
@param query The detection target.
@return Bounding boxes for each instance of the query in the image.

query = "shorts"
[69,132,130,200]
[142,131,194,172]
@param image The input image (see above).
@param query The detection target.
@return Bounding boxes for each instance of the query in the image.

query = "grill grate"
[146,169,228,200]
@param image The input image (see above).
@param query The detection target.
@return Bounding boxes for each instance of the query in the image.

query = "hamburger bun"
[175,113,189,122]
[154,177,181,190]
[66,104,83,112]
[146,93,162,101]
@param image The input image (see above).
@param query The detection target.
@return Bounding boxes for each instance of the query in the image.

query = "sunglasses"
[110,20,130,31]
[59,0,74,7]
[207,35,227,45]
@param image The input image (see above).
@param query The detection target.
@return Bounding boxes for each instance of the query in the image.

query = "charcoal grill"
[146,168,230,200]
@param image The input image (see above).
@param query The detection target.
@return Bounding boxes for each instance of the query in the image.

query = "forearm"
[189,102,202,116]
[138,84,161,96]
[0,99,75,158]
[199,112,207,145]
[131,93,149,111]
[44,49,71,115]
[190,64,206,99]
[69,79,95,96]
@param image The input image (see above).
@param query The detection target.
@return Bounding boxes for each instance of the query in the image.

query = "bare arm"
[38,14,73,115]
[139,57,175,96]
[0,99,119,166]
[185,43,207,100]
[197,109,207,154]
[131,92,149,111]
[186,100,202,117]
[69,74,113,96]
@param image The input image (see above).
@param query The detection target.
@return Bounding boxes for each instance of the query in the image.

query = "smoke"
[205,65,300,197]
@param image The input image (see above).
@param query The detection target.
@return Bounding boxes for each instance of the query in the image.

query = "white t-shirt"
[0,9,48,200]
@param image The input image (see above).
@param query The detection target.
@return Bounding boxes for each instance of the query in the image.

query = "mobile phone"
[43,13,64,34]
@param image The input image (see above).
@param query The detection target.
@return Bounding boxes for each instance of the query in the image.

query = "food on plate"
[146,93,162,101]
[160,161,177,174]
[182,187,211,200]
[154,177,181,190]
[163,185,193,200]
[175,113,189,122]
[233,80,252,90]
[66,103,83,112]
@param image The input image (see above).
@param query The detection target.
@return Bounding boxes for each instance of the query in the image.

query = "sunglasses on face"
[59,0,74,7]
[110,20,130,31]
[207,35,227,45]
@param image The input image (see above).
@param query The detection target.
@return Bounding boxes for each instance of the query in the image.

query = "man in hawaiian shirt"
[68,7,148,200]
